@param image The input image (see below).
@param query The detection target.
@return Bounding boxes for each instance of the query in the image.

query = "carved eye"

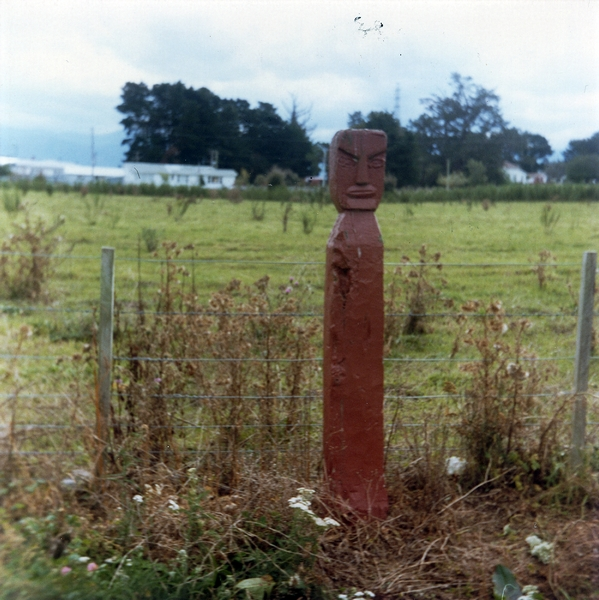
[338,154,357,167]
[368,158,385,168]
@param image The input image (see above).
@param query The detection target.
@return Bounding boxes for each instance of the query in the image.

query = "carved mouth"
[347,185,376,198]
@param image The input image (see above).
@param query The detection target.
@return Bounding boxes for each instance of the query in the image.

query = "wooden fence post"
[570,250,596,471]
[96,246,115,477]
[323,129,389,519]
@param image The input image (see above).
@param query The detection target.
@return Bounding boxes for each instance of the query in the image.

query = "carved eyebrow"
[338,148,386,160]
[338,147,358,159]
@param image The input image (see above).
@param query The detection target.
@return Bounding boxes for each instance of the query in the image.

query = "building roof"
[124,162,237,177]
[0,156,124,178]
[503,161,523,171]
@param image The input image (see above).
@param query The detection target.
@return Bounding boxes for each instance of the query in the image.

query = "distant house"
[502,161,548,185]
[503,162,528,184]
[305,176,324,186]
[0,156,238,189]
[122,162,237,189]
[0,156,124,184]
[526,171,548,184]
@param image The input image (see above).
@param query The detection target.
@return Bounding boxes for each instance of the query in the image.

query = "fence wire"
[2,254,598,469]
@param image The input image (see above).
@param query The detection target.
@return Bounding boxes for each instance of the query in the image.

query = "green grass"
[1,191,597,301]
[1,191,597,364]
[2,189,599,600]
[3,191,599,422]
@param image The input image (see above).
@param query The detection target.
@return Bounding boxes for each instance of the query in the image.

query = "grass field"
[1,189,597,300]
[2,190,599,444]
[2,190,597,374]
[2,189,599,599]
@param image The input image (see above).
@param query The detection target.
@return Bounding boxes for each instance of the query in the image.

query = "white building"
[0,156,124,185]
[122,162,237,189]
[503,161,548,185]
[0,156,238,189]
[503,161,528,184]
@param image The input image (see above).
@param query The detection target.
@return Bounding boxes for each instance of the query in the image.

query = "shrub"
[112,244,320,489]
[266,166,300,187]
[227,187,243,203]
[566,154,599,183]
[453,301,567,487]
[0,211,65,301]
[141,228,160,252]
[81,193,105,226]
[281,201,293,232]
[384,245,447,346]
[466,159,488,186]
[251,200,266,221]
[540,203,560,234]
[2,187,22,212]
[530,249,557,289]
[172,196,199,220]
[300,206,317,234]
[31,174,47,192]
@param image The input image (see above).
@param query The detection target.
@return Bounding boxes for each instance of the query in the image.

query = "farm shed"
[122,162,237,189]
[0,156,124,185]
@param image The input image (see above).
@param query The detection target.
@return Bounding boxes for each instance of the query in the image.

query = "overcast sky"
[1,0,598,158]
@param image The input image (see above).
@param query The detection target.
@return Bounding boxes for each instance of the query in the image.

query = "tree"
[498,127,552,172]
[410,73,507,184]
[566,155,599,183]
[346,110,419,187]
[466,159,488,185]
[563,132,599,161]
[544,161,566,182]
[117,82,318,180]
[348,111,366,128]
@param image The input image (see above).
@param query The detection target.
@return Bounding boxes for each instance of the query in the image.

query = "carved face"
[329,129,387,211]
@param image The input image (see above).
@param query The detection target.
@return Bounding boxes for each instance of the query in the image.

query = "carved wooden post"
[323,129,389,519]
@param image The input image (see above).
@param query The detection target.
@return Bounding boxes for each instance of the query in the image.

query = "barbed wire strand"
[0,250,582,268]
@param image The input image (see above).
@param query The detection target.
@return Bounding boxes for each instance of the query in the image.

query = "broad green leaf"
[492,565,522,600]
[235,576,274,600]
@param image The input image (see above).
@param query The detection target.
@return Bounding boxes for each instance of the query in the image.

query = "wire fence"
[1,250,599,478]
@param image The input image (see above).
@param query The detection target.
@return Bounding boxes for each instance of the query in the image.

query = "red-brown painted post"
[323,129,389,519]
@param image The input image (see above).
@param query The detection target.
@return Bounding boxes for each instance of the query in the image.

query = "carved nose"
[356,155,369,184]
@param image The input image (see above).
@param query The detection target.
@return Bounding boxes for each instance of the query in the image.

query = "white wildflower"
[78,556,90,563]
[338,595,348,600]
[502,323,509,334]
[297,487,315,502]
[353,593,364,598]
[132,494,144,504]
[288,488,340,528]
[313,516,341,528]
[167,498,180,511]
[446,456,467,475]
[518,584,541,600]
[526,534,553,564]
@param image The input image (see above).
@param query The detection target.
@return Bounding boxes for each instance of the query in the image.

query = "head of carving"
[329,129,387,212]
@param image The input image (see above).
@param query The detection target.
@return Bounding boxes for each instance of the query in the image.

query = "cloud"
[0,0,598,154]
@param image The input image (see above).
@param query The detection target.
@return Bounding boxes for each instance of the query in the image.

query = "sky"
[1,0,598,165]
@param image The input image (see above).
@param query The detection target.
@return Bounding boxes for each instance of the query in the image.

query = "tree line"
[117,75,599,186]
